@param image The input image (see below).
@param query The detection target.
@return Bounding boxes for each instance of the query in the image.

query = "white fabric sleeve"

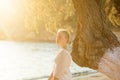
[53,51,70,78]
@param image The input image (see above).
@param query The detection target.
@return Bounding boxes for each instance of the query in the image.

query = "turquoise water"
[0,41,94,80]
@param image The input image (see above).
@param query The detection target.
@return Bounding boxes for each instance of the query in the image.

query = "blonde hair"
[57,29,70,42]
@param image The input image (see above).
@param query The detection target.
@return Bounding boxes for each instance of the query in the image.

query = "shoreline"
[27,72,110,80]
[73,72,110,80]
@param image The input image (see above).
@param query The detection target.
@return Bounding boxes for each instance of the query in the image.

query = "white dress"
[53,49,72,80]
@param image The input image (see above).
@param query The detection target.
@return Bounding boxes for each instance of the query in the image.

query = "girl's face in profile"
[56,32,68,48]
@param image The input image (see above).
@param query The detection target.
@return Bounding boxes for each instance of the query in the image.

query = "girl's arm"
[53,77,59,80]
[48,72,53,80]
[48,72,59,80]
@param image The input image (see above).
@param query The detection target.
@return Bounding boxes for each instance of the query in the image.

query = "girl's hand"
[54,77,59,80]
[48,72,53,80]
[48,72,59,80]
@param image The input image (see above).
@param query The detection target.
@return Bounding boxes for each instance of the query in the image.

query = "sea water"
[0,41,94,80]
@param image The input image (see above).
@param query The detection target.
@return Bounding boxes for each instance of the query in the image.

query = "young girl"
[48,29,72,80]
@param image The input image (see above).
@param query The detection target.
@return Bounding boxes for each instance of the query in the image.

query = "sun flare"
[0,0,17,16]
[0,0,24,39]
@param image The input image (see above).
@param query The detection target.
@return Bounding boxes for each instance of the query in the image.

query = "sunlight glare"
[0,0,17,16]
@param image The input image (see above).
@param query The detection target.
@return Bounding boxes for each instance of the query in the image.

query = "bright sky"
[0,0,25,20]
[0,0,25,38]
[0,0,18,16]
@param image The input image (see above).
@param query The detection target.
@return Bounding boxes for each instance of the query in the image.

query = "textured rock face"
[71,0,120,69]
[105,0,120,30]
